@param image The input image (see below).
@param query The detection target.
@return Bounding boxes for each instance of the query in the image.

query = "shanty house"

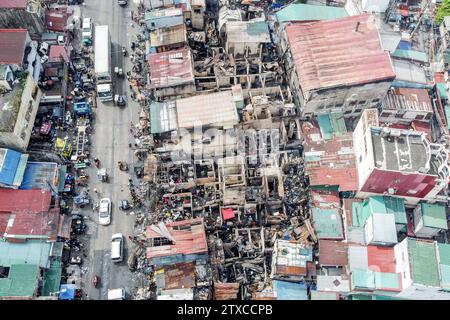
[146,218,208,266]
[413,202,448,238]
[225,21,270,57]
[271,240,313,281]
[190,0,205,30]
[280,14,395,117]
[148,47,195,99]
[0,264,40,299]
[0,0,45,39]
[149,24,187,53]
[145,8,184,31]
[353,109,450,205]
[0,29,42,81]
[380,88,434,124]
[0,73,42,152]
[0,148,28,188]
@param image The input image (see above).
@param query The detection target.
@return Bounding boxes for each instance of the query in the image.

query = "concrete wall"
[0,9,44,40]
[0,75,42,151]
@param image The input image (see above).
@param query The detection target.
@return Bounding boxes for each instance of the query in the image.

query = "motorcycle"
[122,47,127,57]
[94,158,100,168]
[92,275,100,288]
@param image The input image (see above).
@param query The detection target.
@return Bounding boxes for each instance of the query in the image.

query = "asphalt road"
[77,0,141,300]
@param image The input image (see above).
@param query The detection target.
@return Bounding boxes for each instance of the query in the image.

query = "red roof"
[285,14,395,93]
[310,190,341,209]
[302,120,358,191]
[147,47,194,88]
[0,189,52,213]
[318,240,348,266]
[49,45,69,63]
[0,0,27,8]
[1,208,60,241]
[0,29,27,64]
[46,8,70,32]
[367,246,396,273]
[146,218,208,260]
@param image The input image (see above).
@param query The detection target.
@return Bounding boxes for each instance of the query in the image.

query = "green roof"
[392,49,428,63]
[57,165,67,192]
[420,202,448,229]
[351,269,401,292]
[0,241,51,268]
[437,82,448,100]
[375,272,401,291]
[438,243,450,290]
[351,269,375,290]
[275,3,348,23]
[150,101,177,134]
[317,112,347,141]
[312,208,343,239]
[408,238,440,287]
[351,201,367,227]
[351,294,372,300]
[360,196,407,225]
[247,21,269,35]
[310,291,338,300]
[41,260,62,296]
[0,264,39,298]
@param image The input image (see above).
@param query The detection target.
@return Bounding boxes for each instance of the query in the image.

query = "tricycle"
[92,275,100,288]
[97,168,109,183]
[118,161,128,171]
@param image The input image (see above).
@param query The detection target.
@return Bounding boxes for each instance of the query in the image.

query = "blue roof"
[20,162,59,193]
[59,284,76,300]
[273,280,308,300]
[275,3,348,23]
[0,148,28,188]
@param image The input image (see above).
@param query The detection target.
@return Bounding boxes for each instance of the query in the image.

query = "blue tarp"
[59,284,76,300]
[273,280,308,300]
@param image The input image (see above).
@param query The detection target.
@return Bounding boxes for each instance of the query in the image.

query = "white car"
[98,198,111,225]
[82,18,93,43]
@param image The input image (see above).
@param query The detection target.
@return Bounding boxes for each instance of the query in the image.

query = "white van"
[111,233,124,263]
[82,18,93,44]
[108,288,125,300]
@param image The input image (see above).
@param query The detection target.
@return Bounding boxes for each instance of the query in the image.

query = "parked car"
[99,198,111,225]
[118,0,128,6]
[82,17,93,45]
[111,233,124,263]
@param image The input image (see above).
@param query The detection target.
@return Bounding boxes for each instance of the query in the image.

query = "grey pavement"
[74,0,141,300]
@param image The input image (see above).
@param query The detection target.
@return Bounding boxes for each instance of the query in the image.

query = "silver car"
[99,198,111,225]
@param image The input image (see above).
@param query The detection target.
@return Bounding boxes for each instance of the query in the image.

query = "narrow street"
[77,0,140,299]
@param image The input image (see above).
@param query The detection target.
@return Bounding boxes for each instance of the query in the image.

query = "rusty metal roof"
[285,14,395,93]
[383,88,433,113]
[148,47,194,88]
[214,282,240,300]
[146,218,208,259]
[155,262,196,290]
[302,120,358,191]
[318,240,348,266]
[0,29,27,64]
[0,0,27,8]
[0,189,52,213]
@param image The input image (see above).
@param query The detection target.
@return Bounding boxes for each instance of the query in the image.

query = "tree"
[436,0,450,25]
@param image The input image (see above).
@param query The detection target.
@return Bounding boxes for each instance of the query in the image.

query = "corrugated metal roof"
[0,241,51,268]
[318,240,348,266]
[302,120,358,192]
[383,88,433,112]
[145,8,183,19]
[272,240,313,277]
[273,280,308,300]
[392,49,428,63]
[420,203,448,230]
[365,213,398,245]
[0,0,28,8]
[155,262,196,290]
[175,90,238,129]
[285,14,395,93]
[0,29,27,64]
[148,47,194,88]
[351,269,375,290]
[275,3,348,23]
[348,245,368,271]
[408,238,440,287]
[392,59,428,85]
[150,24,187,47]
[312,208,344,239]
[0,148,27,187]
[150,101,178,133]
[367,246,396,273]
[0,264,39,298]
[310,291,339,300]
[317,112,348,141]
[0,189,52,213]
[214,282,240,300]
[316,275,350,293]
[226,21,270,43]
[19,162,59,192]
[437,243,450,290]
[146,218,208,261]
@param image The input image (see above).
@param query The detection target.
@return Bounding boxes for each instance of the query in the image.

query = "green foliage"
[436,0,450,25]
